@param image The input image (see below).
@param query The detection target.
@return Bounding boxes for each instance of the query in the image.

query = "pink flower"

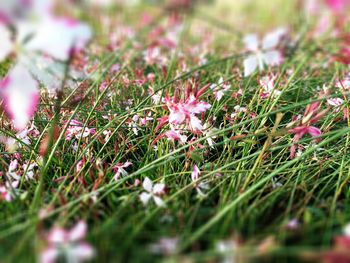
[335,75,350,89]
[191,165,209,197]
[325,0,350,13]
[0,183,15,202]
[41,221,94,263]
[165,94,211,132]
[243,28,287,77]
[139,177,166,207]
[258,75,281,99]
[191,165,200,181]
[210,77,231,101]
[287,101,327,159]
[113,161,132,180]
[65,120,96,141]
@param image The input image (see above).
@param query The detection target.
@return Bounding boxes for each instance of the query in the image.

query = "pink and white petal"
[243,55,258,77]
[0,24,12,61]
[25,17,92,61]
[262,50,283,66]
[153,183,165,194]
[243,34,259,51]
[68,221,87,242]
[191,165,200,181]
[169,109,186,124]
[190,101,211,114]
[48,226,66,243]
[140,192,152,205]
[153,196,165,207]
[122,161,133,168]
[40,247,59,263]
[262,28,287,50]
[307,126,321,137]
[0,1,27,23]
[142,177,153,192]
[327,98,344,106]
[189,115,203,131]
[215,90,225,101]
[0,64,39,130]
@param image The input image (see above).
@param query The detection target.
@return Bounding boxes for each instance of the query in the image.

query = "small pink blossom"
[287,101,327,159]
[113,161,132,180]
[210,77,231,101]
[165,94,211,132]
[258,75,281,99]
[191,165,209,197]
[65,120,96,141]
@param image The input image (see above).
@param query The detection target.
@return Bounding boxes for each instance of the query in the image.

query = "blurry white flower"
[243,28,287,77]
[40,221,94,263]
[139,177,166,207]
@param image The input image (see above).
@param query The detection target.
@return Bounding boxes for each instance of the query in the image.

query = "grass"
[1,1,350,262]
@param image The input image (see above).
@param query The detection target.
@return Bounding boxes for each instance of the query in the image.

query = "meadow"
[0,0,350,262]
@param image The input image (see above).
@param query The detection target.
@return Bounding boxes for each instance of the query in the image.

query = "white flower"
[139,177,166,207]
[243,28,287,77]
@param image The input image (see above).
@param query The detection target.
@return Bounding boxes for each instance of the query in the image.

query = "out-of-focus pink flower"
[0,65,39,130]
[191,165,200,181]
[41,221,94,263]
[0,186,12,202]
[325,0,350,13]
[243,28,287,77]
[149,237,179,255]
[0,0,92,130]
[335,75,350,89]
[191,165,209,197]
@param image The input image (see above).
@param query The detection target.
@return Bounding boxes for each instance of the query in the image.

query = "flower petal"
[307,126,321,137]
[153,183,165,194]
[25,17,92,61]
[68,243,95,261]
[243,55,258,77]
[189,115,203,131]
[243,34,259,51]
[68,221,87,242]
[153,196,165,207]
[262,28,287,50]
[262,50,283,66]
[142,177,153,192]
[169,109,186,124]
[140,192,152,205]
[0,64,39,130]
[40,247,59,263]
[191,165,200,181]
